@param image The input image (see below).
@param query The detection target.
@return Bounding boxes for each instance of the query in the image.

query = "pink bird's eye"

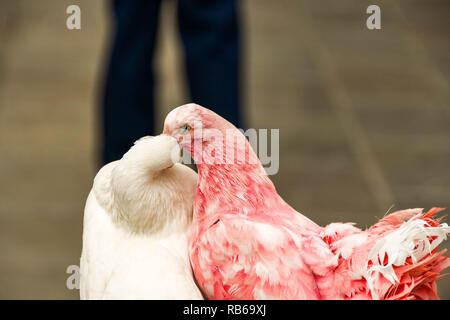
[178,124,191,135]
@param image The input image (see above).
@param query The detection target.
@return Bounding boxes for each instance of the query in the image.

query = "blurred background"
[0,0,449,299]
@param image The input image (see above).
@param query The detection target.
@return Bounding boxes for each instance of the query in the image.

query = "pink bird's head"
[164,103,280,218]
[163,103,226,149]
[163,103,258,167]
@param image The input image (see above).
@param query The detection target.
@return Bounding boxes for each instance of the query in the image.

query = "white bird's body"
[80,135,203,300]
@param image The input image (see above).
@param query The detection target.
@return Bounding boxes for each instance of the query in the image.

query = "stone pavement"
[0,0,448,299]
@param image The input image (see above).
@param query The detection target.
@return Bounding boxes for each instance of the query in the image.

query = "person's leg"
[177,0,242,128]
[102,0,162,165]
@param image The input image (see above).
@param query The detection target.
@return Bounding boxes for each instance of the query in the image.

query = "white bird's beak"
[168,143,182,168]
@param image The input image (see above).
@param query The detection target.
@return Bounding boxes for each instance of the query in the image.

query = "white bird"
[80,134,203,299]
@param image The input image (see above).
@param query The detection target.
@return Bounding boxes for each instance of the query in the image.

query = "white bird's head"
[120,134,182,173]
[94,134,198,235]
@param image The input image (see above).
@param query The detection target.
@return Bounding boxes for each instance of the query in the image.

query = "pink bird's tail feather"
[323,208,450,299]
[360,208,450,299]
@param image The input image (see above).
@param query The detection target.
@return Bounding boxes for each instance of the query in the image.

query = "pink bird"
[163,103,450,300]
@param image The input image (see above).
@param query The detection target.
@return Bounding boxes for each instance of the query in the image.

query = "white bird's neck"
[92,144,195,236]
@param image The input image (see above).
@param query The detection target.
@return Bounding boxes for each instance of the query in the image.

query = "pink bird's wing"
[190,213,332,300]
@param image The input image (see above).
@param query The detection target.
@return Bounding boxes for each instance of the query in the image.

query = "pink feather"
[163,103,450,300]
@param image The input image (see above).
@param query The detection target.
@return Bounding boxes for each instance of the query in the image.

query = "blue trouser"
[101,0,242,164]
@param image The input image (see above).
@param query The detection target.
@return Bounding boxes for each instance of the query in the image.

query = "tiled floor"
[0,0,449,299]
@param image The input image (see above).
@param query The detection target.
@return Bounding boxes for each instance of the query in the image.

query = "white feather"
[80,135,203,300]
[357,214,450,299]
